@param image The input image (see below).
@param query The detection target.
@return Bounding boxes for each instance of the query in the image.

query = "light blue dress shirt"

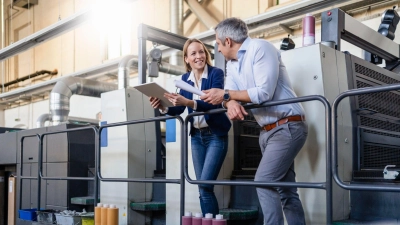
[225,37,305,126]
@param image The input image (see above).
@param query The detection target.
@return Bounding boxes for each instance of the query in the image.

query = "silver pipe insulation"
[159,63,185,75]
[118,55,137,89]
[118,55,185,88]
[170,0,184,66]
[50,77,117,125]
[36,113,51,128]
[36,113,99,128]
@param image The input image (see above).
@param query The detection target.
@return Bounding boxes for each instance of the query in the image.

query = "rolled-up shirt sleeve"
[224,62,239,91]
[247,43,279,104]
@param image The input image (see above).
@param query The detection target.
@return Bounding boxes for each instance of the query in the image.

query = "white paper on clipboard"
[134,82,174,107]
[174,80,205,96]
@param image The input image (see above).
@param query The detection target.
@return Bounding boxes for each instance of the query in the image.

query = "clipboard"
[134,82,174,107]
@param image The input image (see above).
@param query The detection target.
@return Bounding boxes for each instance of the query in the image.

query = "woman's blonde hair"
[182,38,212,72]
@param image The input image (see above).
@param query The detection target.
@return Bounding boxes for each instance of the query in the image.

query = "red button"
[327,11,332,16]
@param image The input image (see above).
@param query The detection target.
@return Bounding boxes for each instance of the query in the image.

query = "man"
[201,17,308,225]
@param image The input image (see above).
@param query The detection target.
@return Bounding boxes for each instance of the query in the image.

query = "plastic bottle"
[94,203,103,225]
[107,204,119,225]
[302,13,315,46]
[201,213,213,225]
[182,211,193,225]
[212,214,227,225]
[100,204,109,225]
[192,212,203,225]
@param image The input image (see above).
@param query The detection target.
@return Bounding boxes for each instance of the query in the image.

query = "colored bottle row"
[182,212,227,225]
[94,203,119,225]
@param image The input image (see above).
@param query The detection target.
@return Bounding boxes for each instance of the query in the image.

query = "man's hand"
[149,97,166,111]
[226,100,248,120]
[201,88,224,105]
[164,93,189,106]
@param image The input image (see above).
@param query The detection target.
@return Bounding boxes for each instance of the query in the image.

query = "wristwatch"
[223,89,230,101]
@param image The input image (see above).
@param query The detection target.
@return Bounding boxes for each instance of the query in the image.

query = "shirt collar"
[236,37,251,59]
[187,64,208,82]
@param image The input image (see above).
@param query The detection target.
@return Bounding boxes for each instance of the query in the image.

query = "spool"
[94,203,103,225]
[212,214,227,225]
[182,211,192,225]
[201,213,213,225]
[107,204,119,225]
[100,204,109,225]
[302,13,315,47]
[192,212,202,225]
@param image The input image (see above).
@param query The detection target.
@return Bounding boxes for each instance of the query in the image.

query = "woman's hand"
[149,97,166,111]
[164,93,190,106]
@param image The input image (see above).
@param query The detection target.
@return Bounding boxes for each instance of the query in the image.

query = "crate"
[55,214,81,225]
[18,208,37,221]
[37,210,57,223]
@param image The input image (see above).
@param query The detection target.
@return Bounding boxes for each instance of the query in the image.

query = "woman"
[149,38,231,216]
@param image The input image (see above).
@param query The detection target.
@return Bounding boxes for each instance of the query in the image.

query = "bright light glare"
[92,0,131,34]
[91,0,133,58]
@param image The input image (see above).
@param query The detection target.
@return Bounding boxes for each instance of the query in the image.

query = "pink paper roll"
[212,214,227,225]
[202,213,213,225]
[302,13,315,46]
[192,212,203,225]
[182,211,192,225]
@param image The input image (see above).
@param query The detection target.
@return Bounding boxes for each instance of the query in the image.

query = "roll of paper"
[202,213,213,225]
[94,203,103,225]
[107,204,119,225]
[174,80,205,96]
[212,214,227,225]
[101,204,109,225]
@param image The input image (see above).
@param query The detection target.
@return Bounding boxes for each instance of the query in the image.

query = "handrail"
[182,95,333,224]
[19,134,41,211]
[97,115,185,220]
[332,83,400,191]
[39,125,99,207]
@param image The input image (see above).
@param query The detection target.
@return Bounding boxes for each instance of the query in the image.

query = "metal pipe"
[36,113,51,128]
[159,62,185,75]
[118,55,136,89]
[50,77,117,125]
[3,69,57,88]
[170,0,184,66]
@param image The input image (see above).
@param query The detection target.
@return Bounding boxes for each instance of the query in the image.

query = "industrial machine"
[2,6,400,225]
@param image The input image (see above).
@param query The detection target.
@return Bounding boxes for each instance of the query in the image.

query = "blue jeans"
[255,122,308,225]
[191,127,228,217]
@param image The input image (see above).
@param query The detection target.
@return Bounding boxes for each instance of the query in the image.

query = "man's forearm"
[229,90,252,103]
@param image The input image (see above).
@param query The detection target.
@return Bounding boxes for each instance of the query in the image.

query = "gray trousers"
[255,121,308,225]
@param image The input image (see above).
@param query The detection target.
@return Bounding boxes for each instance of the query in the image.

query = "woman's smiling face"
[185,42,206,71]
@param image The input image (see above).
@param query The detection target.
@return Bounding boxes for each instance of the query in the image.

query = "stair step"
[130,201,166,211]
[219,208,258,220]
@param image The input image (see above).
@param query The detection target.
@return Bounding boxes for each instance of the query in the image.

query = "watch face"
[224,92,230,101]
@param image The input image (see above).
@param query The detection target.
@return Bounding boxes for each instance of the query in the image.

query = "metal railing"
[332,83,400,192]
[19,134,41,211]
[38,126,99,207]
[97,115,185,217]
[182,95,333,224]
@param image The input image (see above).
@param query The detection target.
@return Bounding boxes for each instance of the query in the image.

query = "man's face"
[215,34,232,61]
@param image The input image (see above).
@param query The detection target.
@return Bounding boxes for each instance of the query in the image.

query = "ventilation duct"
[50,77,117,125]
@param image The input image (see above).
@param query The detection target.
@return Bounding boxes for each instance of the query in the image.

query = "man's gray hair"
[215,17,248,44]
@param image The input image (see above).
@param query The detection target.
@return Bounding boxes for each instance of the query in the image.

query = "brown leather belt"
[262,115,305,131]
